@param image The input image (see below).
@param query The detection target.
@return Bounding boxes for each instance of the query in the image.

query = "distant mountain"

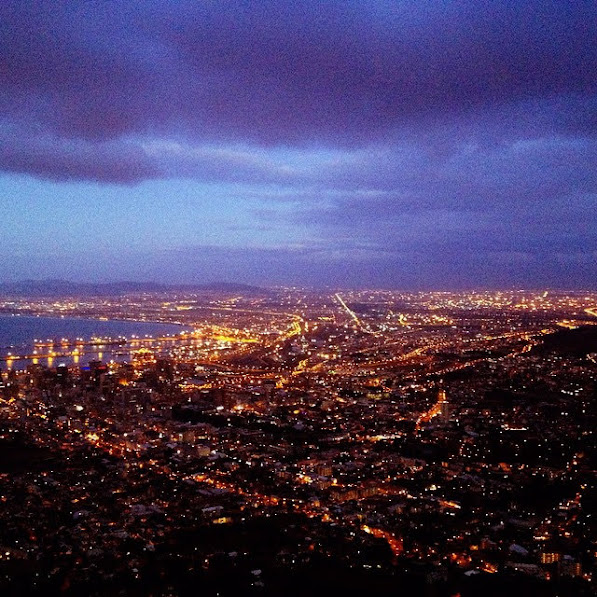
[533,325,597,357]
[0,279,267,297]
[198,282,267,293]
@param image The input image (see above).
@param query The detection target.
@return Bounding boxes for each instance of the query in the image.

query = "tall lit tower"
[438,388,450,421]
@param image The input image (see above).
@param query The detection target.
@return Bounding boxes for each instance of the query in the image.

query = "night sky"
[1,1,596,288]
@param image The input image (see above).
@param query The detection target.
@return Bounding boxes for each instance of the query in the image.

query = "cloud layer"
[0,0,596,287]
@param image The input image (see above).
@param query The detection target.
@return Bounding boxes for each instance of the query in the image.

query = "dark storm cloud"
[161,0,597,142]
[1,0,596,145]
[0,127,160,183]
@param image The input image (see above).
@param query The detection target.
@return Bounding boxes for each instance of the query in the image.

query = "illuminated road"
[335,293,364,328]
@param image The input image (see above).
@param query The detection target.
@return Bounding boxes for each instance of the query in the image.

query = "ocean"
[0,314,189,370]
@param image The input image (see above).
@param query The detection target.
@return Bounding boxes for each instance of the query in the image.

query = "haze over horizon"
[0,278,596,294]
[1,1,596,288]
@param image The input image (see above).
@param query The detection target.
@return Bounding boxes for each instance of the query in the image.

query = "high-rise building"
[438,388,451,421]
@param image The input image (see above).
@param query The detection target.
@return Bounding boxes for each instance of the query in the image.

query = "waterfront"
[0,314,190,369]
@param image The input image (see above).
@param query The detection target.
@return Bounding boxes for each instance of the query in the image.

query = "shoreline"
[0,311,191,329]
[0,313,193,353]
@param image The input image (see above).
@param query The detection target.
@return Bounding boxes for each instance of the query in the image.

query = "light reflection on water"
[0,315,190,370]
